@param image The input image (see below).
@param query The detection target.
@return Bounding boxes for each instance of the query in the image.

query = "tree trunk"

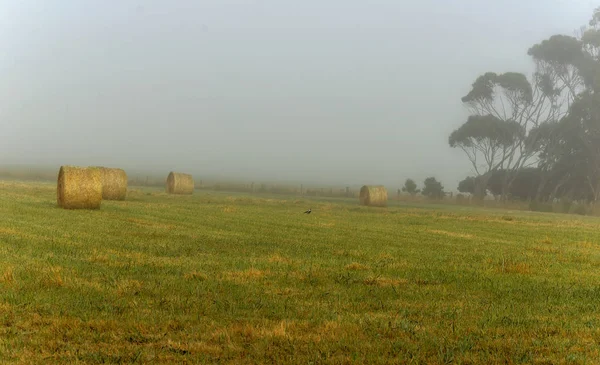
[594,179,600,203]
[534,171,549,203]
[474,172,492,202]
[501,172,515,202]
[550,174,570,202]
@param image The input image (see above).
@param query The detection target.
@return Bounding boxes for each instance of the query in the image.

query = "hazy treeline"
[450,7,600,206]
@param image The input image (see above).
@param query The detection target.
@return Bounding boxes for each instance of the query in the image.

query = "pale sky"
[0,0,597,189]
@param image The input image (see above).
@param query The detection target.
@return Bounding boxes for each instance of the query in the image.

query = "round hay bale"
[57,166,102,209]
[166,172,194,195]
[93,167,128,200]
[359,185,388,207]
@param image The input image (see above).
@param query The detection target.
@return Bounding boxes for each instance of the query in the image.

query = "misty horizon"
[1,1,596,191]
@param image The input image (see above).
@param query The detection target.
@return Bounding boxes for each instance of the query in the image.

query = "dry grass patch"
[126,217,176,230]
[316,221,335,228]
[71,276,104,292]
[575,240,596,249]
[0,302,12,312]
[222,205,237,213]
[184,271,208,281]
[333,249,366,259]
[116,279,143,296]
[264,198,288,204]
[266,287,299,297]
[39,266,65,288]
[0,227,45,241]
[209,320,346,344]
[345,262,369,271]
[222,268,268,283]
[364,276,408,287]
[261,320,292,338]
[160,339,223,357]
[377,253,395,261]
[0,227,18,236]
[319,203,335,211]
[558,252,591,265]
[267,253,294,264]
[429,229,474,239]
[98,248,190,268]
[312,320,364,342]
[1,266,14,285]
[491,258,532,275]
[87,249,109,264]
[531,245,560,254]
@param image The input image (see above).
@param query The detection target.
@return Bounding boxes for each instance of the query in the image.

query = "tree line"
[402,178,445,199]
[449,7,600,204]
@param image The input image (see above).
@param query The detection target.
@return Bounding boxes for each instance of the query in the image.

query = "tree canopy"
[450,7,600,204]
[401,179,420,195]
[422,177,444,199]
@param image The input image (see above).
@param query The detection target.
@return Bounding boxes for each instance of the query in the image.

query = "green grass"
[2,181,600,364]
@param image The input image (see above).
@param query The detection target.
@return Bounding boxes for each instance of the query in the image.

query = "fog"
[0,1,595,189]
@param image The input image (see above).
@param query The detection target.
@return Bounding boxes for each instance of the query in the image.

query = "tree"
[449,114,525,199]
[401,178,420,195]
[457,176,476,194]
[450,7,600,206]
[483,168,542,201]
[449,7,600,205]
[530,7,600,203]
[527,34,586,105]
[451,35,579,201]
[555,91,600,201]
[422,177,444,199]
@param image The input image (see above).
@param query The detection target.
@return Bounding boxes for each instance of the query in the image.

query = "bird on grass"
[304,208,312,214]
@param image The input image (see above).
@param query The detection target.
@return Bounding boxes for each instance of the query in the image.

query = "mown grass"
[2,181,600,364]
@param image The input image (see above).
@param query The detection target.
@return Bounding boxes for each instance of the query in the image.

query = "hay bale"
[93,167,128,200]
[166,172,194,195]
[359,185,388,207]
[56,166,102,209]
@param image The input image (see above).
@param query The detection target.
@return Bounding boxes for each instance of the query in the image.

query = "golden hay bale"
[166,172,194,195]
[56,166,102,209]
[359,185,388,207]
[93,166,128,200]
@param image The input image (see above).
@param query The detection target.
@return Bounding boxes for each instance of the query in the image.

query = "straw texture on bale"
[166,172,194,195]
[94,167,128,200]
[359,185,388,207]
[57,166,102,209]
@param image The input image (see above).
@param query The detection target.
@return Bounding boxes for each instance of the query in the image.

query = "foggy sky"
[0,0,596,189]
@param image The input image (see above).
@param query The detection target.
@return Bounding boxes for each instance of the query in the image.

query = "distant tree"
[510,168,544,201]
[484,168,542,201]
[422,177,444,199]
[449,114,525,199]
[449,7,600,206]
[457,176,476,194]
[529,8,600,203]
[527,34,586,104]
[450,37,577,201]
[401,178,420,195]
[553,91,600,201]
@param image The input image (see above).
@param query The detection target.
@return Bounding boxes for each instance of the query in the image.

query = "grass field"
[2,181,600,364]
